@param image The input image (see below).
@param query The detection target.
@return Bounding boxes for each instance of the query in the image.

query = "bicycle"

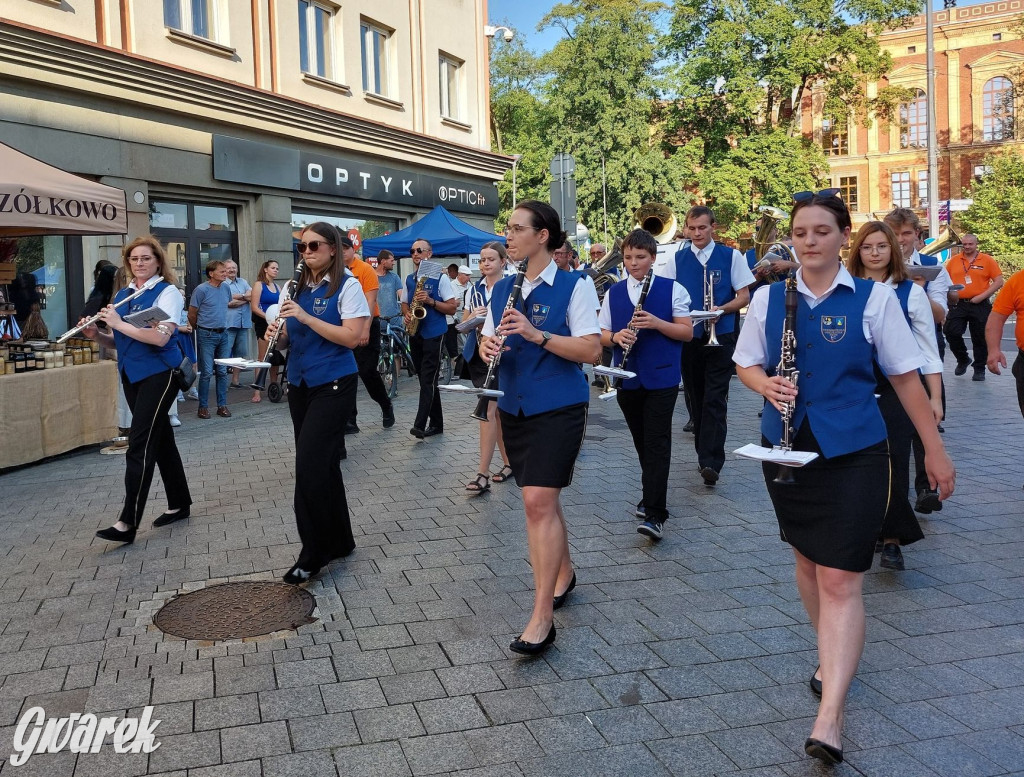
[378,319,415,399]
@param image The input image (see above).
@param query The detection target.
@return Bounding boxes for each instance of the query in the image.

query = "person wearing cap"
[341,234,396,432]
[449,265,473,370]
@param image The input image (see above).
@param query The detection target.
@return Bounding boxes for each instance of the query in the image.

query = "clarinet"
[251,260,305,391]
[470,260,528,421]
[615,268,653,383]
[774,269,800,484]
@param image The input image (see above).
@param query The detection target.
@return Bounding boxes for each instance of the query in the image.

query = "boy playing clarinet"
[599,229,694,539]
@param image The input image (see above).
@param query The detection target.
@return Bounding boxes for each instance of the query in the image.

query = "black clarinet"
[251,260,304,391]
[774,269,800,484]
[615,268,653,386]
[470,260,528,421]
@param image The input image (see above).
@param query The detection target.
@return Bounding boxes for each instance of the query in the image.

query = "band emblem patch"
[821,315,846,343]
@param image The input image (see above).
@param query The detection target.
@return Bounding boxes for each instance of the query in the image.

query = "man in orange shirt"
[342,235,396,432]
[987,267,1024,424]
[944,234,1004,381]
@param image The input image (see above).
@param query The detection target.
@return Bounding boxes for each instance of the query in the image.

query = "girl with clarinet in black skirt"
[479,200,601,655]
[733,191,955,765]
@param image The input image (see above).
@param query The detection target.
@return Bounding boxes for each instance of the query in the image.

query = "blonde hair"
[121,236,178,286]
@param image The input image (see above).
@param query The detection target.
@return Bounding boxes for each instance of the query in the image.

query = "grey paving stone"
[645,734,739,776]
[524,712,608,754]
[354,703,426,743]
[519,742,672,777]
[645,698,729,736]
[189,763,262,777]
[194,693,260,730]
[586,704,670,745]
[259,684,327,720]
[275,656,337,688]
[148,730,222,772]
[705,724,795,770]
[400,731,478,774]
[414,695,489,734]
[320,678,387,713]
[332,741,411,777]
[590,671,670,707]
[262,750,340,777]
[288,710,362,750]
[476,687,550,724]
[379,670,447,704]
[435,663,505,696]
[463,722,544,765]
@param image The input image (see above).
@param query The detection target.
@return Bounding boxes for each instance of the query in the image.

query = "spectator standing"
[188,259,232,419]
[987,268,1024,456]
[375,250,403,328]
[224,260,253,389]
[945,234,1004,381]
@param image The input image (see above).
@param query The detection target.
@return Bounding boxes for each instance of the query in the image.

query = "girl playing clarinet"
[480,201,601,655]
[732,191,955,765]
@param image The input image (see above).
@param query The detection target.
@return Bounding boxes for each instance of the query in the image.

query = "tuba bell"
[920,226,961,258]
[752,206,791,283]
[633,202,678,244]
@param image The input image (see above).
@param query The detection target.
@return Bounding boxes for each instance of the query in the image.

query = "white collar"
[796,264,856,300]
[528,259,559,286]
[908,249,922,266]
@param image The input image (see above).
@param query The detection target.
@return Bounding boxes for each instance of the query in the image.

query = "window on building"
[974,164,993,180]
[983,76,1015,142]
[907,46,916,54]
[917,170,929,207]
[891,171,911,208]
[821,116,848,156]
[838,176,858,211]
[360,21,392,97]
[899,89,927,149]
[163,0,216,40]
[439,54,463,120]
[299,1,335,79]
[993,33,1002,41]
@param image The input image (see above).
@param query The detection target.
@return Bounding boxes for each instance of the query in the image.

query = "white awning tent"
[0,141,128,237]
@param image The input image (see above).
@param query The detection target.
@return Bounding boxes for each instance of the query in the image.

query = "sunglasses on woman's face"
[296,240,330,253]
[792,188,841,203]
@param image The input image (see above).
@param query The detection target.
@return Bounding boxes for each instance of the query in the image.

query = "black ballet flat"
[95,525,137,544]
[283,564,319,585]
[510,625,556,656]
[805,737,843,765]
[153,507,190,527]
[810,666,822,698]
[552,572,576,610]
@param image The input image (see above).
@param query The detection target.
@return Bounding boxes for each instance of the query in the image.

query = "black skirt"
[764,422,890,573]
[499,402,588,488]
[253,312,268,340]
[876,382,925,545]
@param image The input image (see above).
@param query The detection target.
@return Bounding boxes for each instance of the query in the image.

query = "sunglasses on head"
[792,188,841,203]
[296,240,331,253]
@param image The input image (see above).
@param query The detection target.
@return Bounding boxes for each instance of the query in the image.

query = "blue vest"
[112,282,182,383]
[462,279,489,363]
[286,276,358,387]
[918,254,938,266]
[608,276,682,390]
[762,278,886,459]
[674,242,738,336]
[405,272,447,339]
[491,269,589,416]
[893,280,913,325]
[746,247,768,294]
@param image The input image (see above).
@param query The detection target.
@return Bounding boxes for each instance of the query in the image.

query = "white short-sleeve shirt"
[482,261,601,338]
[598,276,692,331]
[655,241,756,291]
[734,266,924,378]
[304,271,372,319]
[126,279,184,324]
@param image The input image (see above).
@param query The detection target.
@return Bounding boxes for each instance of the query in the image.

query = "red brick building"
[801,1,1024,228]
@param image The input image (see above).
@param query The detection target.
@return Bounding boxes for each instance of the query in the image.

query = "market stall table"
[0,360,119,469]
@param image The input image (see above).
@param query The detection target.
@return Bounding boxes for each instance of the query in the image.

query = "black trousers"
[680,330,737,473]
[944,300,991,369]
[352,317,392,420]
[616,386,678,522]
[288,375,357,570]
[119,369,191,527]
[1014,350,1024,419]
[444,323,459,360]
[410,333,443,431]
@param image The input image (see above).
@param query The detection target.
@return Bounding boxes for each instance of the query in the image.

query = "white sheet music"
[688,309,725,322]
[416,259,445,280]
[733,444,818,467]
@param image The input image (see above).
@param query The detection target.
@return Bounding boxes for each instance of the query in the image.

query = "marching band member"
[599,229,693,540]
[480,200,601,655]
[461,242,512,494]
[847,222,944,570]
[658,206,754,485]
[267,222,370,584]
[733,191,955,765]
[84,237,192,544]
[401,238,458,438]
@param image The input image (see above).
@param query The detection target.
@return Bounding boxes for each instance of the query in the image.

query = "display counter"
[0,360,119,469]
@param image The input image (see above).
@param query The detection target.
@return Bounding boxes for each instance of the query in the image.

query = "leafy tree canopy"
[959,150,1024,257]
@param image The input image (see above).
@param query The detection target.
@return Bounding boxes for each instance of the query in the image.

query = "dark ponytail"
[514,200,567,251]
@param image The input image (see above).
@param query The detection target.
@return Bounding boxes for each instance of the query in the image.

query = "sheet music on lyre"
[688,309,724,322]
[733,444,818,467]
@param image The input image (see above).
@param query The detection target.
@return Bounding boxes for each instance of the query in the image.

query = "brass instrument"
[470,260,528,421]
[251,260,305,391]
[634,202,678,244]
[919,226,961,258]
[704,265,721,347]
[752,206,792,284]
[585,238,624,300]
[407,273,428,336]
[58,274,165,343]
[774,267,800,484]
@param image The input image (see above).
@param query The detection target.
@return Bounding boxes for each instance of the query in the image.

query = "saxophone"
[407,273,428,336]
[773,268,800,484]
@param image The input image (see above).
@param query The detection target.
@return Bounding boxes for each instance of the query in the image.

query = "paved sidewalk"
[0,350,1022,776]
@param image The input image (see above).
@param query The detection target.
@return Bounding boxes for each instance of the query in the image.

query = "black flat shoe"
[410,426,426,439]
[510,625,556,656]
[382,403,396,428]
[283,564,318,585]
[552,572,576,610]
[96,525,136,544]
[153,507,190,527]
[810,667,822,698]
[805,737,843,765]
[423,426,442,437]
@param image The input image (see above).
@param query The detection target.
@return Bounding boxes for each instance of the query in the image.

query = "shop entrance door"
[149,201,238,299]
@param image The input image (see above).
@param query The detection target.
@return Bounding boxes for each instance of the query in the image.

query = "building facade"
[0,0,507,334]
[801,1,1024,228]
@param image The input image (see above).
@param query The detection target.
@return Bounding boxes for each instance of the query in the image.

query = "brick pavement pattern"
[0,359,1022,776]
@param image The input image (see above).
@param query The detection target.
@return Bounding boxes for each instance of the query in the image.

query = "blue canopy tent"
[362,205,504,257]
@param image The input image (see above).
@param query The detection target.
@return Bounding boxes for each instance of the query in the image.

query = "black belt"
[197,326,225,333]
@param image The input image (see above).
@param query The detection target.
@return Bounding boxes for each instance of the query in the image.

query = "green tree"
[959,150,1024,272]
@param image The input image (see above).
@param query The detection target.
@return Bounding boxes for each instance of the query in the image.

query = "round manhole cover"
[154,582,317,640]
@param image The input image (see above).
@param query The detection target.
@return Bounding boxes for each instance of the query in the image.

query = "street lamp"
[511,154,523,210]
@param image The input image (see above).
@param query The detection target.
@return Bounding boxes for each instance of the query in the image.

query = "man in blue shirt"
[223,260,252,389]
[375,250,403,328]
[188,260,232,418]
